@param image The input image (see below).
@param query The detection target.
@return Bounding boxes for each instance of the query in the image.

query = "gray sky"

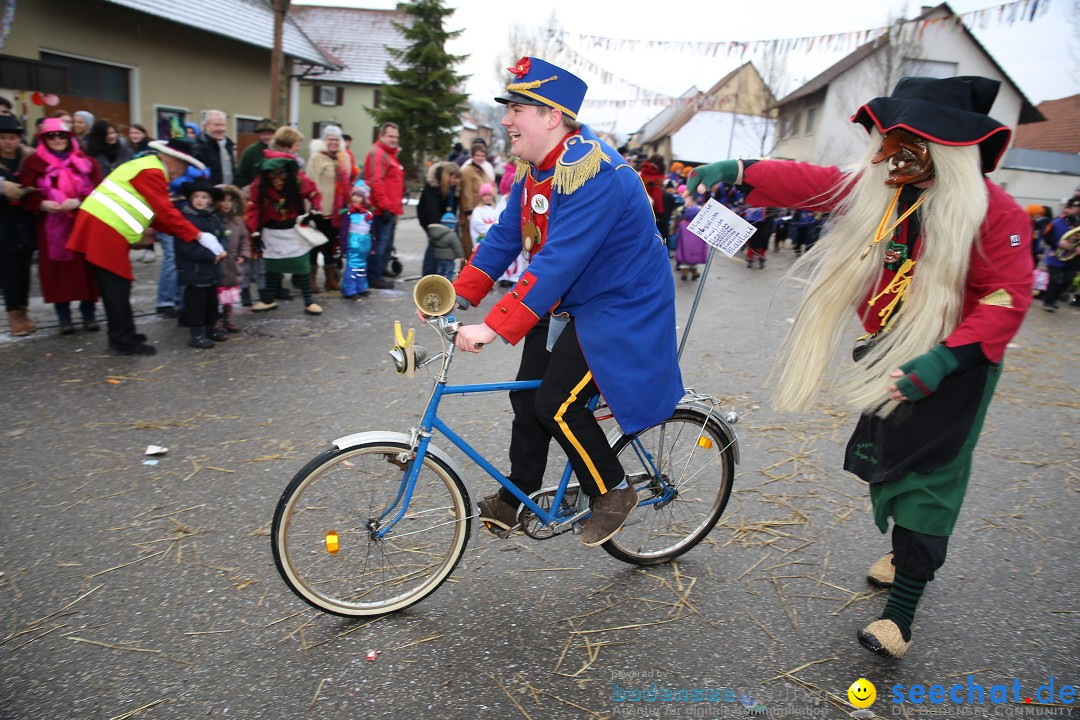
[298,0,1078,136]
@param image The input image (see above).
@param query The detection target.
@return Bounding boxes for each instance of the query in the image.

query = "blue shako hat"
[495,57,588,120]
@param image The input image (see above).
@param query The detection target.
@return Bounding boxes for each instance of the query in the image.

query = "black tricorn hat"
[181,177,224,202]
[851,76,1011,173]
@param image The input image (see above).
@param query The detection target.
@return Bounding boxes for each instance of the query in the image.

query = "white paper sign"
[685,198,757,257]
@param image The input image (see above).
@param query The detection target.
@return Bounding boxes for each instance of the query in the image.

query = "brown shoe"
[857,618,911,658]
[309,270,321,294]
[581,485,637,547]
[7,310,31,337]
[867,552,895,588]
[477,492,520,537]
[18,307,36,334]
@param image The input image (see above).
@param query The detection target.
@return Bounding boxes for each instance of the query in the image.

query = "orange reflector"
[325,531,340,554]
[697,436,713,449]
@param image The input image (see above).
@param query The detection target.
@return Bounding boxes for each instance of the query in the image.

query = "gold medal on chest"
[522,221,541,253]
[530,194,549,215]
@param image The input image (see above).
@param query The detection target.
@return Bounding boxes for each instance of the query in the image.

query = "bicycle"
[271,285,740,618]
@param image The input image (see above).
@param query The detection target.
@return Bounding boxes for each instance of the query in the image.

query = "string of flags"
[561,0,1050,109]
[562,0,1050,61]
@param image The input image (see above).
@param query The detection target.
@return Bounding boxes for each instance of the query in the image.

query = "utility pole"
[270,0,291,124]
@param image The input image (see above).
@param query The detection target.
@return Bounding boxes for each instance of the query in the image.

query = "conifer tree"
[370,0,469,175]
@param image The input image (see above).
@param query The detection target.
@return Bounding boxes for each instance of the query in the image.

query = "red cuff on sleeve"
[453,264,495,307]
[483,272,542,345]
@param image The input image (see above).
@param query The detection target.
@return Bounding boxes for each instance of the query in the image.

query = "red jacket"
[363,140,404,216]
[742,160,1033,363]
[66,160,201,281]
[639,161,665,217]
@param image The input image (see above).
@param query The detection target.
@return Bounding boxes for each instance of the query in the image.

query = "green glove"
[895,344,959,401]
[685,160,740,195]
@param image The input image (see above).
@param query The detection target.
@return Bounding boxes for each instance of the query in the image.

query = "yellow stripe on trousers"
[554,371,607,494]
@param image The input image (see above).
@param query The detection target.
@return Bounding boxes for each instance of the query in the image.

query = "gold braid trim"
[507,75,558,91]
[867,258,916,332]
[553,137,609,196]
[513,158,529,182]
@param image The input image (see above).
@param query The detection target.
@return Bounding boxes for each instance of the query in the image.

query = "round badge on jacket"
[530,194,549,215]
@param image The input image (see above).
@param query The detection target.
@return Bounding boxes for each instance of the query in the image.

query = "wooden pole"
[270,0,291,124]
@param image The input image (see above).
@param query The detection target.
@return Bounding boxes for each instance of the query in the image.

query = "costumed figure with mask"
[687,76,1033,658]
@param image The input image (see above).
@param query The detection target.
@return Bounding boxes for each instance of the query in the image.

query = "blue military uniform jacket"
[454,124,683,434]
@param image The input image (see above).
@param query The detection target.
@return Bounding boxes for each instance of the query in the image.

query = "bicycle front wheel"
[271,441,471,617]
[603,409,735,565]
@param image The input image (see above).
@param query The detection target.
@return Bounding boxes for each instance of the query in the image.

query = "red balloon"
[31,91,44,106]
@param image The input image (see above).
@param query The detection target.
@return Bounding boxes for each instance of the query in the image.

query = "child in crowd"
[427,211,463,280]
[342,182,372,299]
[176,179,227,348]
[215,185,250,332]
[674,187,707,282]
[469,183,499,248]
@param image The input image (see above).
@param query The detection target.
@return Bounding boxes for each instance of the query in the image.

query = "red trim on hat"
[853,105,1011,172]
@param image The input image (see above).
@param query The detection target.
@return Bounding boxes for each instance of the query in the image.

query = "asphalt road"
[1,217,1077,720]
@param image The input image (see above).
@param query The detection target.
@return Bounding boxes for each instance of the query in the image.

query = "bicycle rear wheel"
[271,441,471,617]
[603,409,735,565]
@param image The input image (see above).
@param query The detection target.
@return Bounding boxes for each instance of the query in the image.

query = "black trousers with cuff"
[499,317,625,506]
[91,264,139,350]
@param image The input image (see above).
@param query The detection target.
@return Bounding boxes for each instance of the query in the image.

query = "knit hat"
[320,124,343,140]
[851,76,1010,173]
[73,110,95,132]
[478,183,495,197]
[148,138,207,170]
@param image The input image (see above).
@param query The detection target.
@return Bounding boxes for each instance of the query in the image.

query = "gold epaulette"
[513,158,529,183]
[553,136,609,195]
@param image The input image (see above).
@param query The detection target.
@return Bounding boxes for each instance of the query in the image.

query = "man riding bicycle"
[450,56,684,547]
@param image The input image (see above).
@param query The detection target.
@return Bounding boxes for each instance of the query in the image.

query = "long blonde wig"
[770,132,988,417]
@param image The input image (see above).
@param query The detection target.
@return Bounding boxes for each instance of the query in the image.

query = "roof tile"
[290,6,411,86]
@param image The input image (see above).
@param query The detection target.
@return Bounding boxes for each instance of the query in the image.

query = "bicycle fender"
[331,431,477,518]
[677,400,741,465]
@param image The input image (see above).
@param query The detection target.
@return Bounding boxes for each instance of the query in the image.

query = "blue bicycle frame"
[373,373,673,541]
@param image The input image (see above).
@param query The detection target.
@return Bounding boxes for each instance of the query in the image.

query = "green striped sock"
[880,571,926,640]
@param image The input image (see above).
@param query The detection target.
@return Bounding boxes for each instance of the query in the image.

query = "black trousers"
[499,318,625,506]
[0,251,33,311]
[91,264,138,349]
[309,215,339,269]
[1043,265,1077,307]
[891,524,949,582]
[180,285,218,329]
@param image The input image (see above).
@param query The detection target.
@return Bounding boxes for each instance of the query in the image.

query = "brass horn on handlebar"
[413,274,457,317]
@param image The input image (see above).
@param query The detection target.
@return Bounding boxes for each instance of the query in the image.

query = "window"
[40,52,128,102]
[804,108,816,135]
[313,84,343,106]
[236,117,260,135]
[154,106,188,141]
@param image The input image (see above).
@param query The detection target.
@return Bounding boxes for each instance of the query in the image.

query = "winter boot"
[309,269,322,294]
[220,304,241,333]
[324,265,341,291]
[8,310,31,336]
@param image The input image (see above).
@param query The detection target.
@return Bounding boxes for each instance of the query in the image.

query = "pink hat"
[38,117,72,137]
[676,184,687,194]
[479,183,495,197]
